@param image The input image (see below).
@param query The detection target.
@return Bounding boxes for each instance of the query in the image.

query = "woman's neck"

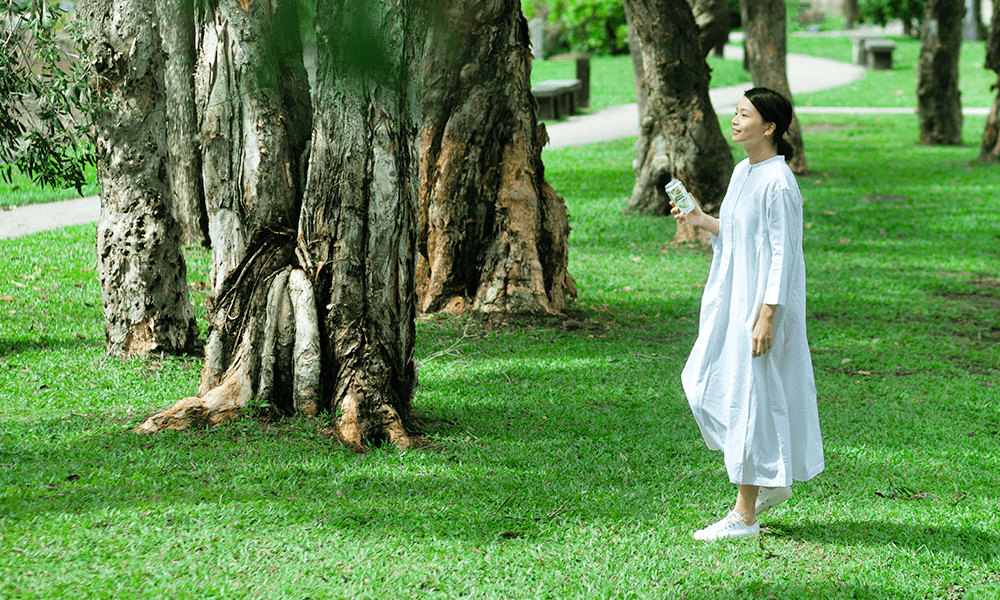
[743,139,778,165]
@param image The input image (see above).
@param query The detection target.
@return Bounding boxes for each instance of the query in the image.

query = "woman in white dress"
[671,87,825,542]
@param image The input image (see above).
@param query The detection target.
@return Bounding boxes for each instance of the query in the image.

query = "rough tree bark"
[157,0,209,247]
[978,0,1000,161]
[297,0,420,449]
[134,0,312,433]
[622,0,734,223]
[917,0,964,145]
[415,0,572,316]
[690,0,730,57]
[739,0,809,174]
[81,0,199,357]
[135,0,421,451]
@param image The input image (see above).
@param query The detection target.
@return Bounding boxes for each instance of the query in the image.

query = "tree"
[622,0,734,223]
[157,0,209,247]
[978,0,1000,161]
[416,1,573,316]
[1,0,92,194]
[858,0,923,37]
[739,0,809,174]
[127,0,424,450]
[917,0,964,145]
[80,0,200,357]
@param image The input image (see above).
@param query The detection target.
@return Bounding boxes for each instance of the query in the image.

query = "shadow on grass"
[770,519,998,564]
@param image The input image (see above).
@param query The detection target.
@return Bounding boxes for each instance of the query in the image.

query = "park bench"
[851,34,896,71]
[532,79,581,120]
[532,54,591,121]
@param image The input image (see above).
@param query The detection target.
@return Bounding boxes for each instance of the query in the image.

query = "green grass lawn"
[2,109,998,598]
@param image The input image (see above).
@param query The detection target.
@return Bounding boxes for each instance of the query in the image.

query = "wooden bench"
[532,79,581,121]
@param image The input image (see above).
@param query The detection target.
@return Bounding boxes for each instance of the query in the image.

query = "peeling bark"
[917,0,964,146]
[977,0,1000,162]
[740,0,809,175]
[623,0,734,223]
[81,0,199,357]
[415,1,571,316]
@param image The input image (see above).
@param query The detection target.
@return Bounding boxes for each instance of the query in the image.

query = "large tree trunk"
[157,0,209,247]
[299,0,419,449]
[136,0,314,433]
[623,0,733,224]
[81,0,199,357]
[415,1,572,316]
[917,0,964,145]
[977,0,1000,161]
[740,0,809,175]
[136,0,420,451]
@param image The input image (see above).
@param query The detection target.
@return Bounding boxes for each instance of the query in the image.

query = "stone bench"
[532,79,581,120]
[851,34,896,70]
[865,39,896,70]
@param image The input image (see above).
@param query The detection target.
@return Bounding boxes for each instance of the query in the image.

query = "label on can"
[665,179,695,213]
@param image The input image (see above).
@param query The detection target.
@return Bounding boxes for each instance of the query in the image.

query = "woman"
[671,87,825,542]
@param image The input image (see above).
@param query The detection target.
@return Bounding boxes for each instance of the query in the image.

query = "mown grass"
[2,109,998,598]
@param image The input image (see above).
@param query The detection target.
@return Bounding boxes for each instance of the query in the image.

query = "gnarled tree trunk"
[740,0,808,174]
[136,0,420,451]
[416,1,571,316]
[977,0,1000,161]
[623,0,734,224]
[81,0,199,357]
[917,0,964,145]
[136,0,315,434]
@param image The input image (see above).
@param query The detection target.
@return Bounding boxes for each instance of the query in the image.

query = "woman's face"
[731,96,775,148]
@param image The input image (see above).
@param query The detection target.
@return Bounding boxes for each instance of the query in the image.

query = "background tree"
[858,0,923,36]
[917,0,964,145]
[739,0,809,174]
[978,0,1000,161]
[1,0,92,194]
[80,0,200,357]
[844,0,860,28]
[416,0,572,316]
[622,0,734,225]
[690,0,731,57]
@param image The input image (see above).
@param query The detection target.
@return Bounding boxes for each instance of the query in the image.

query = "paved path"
[0,28,990,241]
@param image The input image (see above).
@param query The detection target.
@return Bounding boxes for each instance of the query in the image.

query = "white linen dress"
[681,155,825,487]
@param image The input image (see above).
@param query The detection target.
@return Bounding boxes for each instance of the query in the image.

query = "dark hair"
[744,87,795,161]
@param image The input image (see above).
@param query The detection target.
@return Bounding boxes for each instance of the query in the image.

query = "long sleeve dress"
[681,155,825,488]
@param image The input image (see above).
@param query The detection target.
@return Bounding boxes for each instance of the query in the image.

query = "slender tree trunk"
[81,0,199,357]
[622,0,733,224]
[740,0,809,174]
[844,0,859,29]
[978,0,1000,161]
[415,1,572,316]
[157,0,209,247]
[917,0,964,145]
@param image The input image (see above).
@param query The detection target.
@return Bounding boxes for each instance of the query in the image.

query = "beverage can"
[665,179,696,213]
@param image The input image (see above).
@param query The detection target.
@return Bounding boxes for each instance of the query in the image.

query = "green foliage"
[857,0,924,29]
[0,0,95,195]
[521,0,627,56]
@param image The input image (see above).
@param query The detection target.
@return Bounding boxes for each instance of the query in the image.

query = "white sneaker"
[755,486,793,516]
[693,510,760,542]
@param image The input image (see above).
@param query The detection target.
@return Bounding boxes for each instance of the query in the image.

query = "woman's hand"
[670,195,720,237]
[752,304,777,358]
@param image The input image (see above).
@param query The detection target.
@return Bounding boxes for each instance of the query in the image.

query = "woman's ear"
[764,121,777,137]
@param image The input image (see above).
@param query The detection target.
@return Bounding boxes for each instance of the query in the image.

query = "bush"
[522,0,628,57]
